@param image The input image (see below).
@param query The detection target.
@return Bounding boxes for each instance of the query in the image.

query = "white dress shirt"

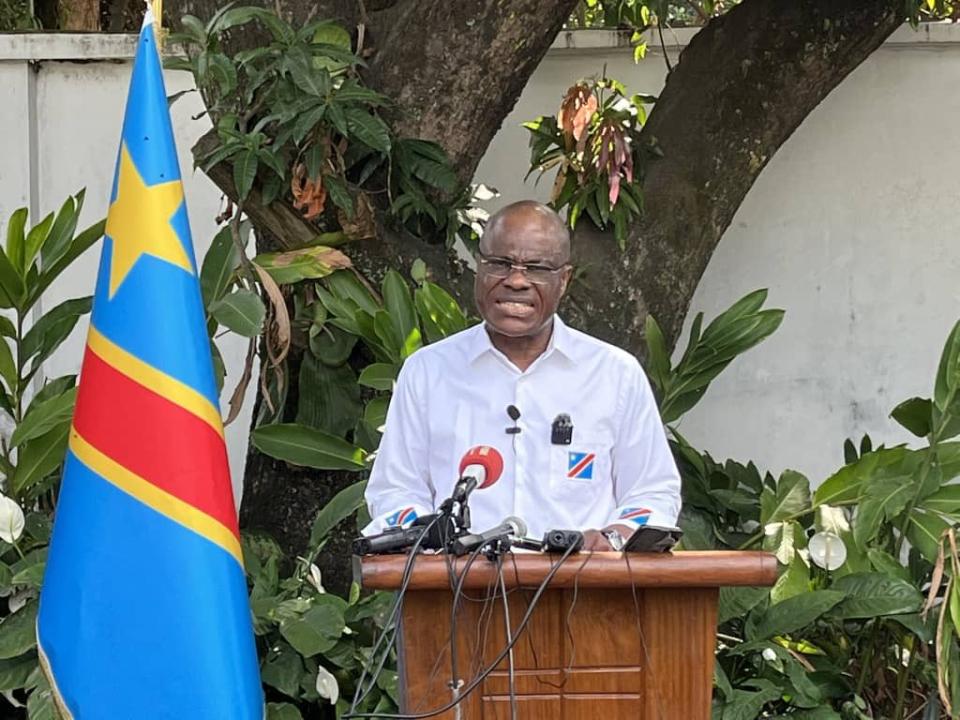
[362,316,681,539]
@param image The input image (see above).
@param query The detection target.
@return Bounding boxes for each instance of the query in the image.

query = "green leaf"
[922,484,960,515]
[853,477,912,548]
[414,282,468,343]
[26,674,56,720]
[5,207,28,273]
[21,296,92,373]
[829,572,922,619]
[210,289,266,337]
[234,149,259,201]
[10,424,69,496]
[200,225,242,307]
[0,337,15,394]
[252,423,366,470]
[0,652,37,692]
[23,212,54,273]
[254,246,350,286]
[261,642,305,699]
[762,521,800,565]
[295,354,361,437]
[0,601,38,659]
[324,174,354,217]
[761,471,810,526]
[11,559,45,588]
[814,448,907,507]
[867,548,910,582]
[280,603,345,657]
[935,320,960,412]
[644,314,670,395]
[310,480,367,547]
[749,590,846,640]
[343,107,391,152]
[33,375,76,405]
[267,703,303,720]
[382,271,419,360]
[358,363,398,391]
[770,551,809,604]
[11,387,76,448]
[718,586,768,624]
[32,219,103,306]
[906,511,951,563]
[310,325,357,367]
[891,396,933,438]
[0,243,25,309]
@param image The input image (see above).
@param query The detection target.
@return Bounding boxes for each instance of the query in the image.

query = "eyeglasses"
[475,253,568,285]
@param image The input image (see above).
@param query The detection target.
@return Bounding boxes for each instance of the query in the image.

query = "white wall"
[1,24,959,493]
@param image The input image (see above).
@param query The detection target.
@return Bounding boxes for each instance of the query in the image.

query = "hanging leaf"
[254,246,351,286]
[252,423,366,470]
[210,289,266,337]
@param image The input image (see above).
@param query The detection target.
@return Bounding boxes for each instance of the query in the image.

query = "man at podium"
[363,201,680,550]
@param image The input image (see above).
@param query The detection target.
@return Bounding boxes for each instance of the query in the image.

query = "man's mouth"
[495,299,536,317]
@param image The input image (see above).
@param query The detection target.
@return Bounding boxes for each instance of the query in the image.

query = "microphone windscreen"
[458,446,504,489]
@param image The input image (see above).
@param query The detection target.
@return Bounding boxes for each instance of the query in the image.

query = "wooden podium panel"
[360,551,776,720]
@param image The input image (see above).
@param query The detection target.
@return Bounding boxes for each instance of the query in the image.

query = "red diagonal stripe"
[567,453,595,478]
[73,346,238,537]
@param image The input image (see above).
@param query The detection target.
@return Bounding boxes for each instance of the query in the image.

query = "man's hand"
[582,524,636,551]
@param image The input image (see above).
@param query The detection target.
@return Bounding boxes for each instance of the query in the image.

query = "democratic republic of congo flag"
[37,7,263,718]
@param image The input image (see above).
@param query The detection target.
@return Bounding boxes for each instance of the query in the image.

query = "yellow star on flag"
[104,144,192,298]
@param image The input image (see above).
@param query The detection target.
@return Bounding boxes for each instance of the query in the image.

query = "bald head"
[480,201,570,265]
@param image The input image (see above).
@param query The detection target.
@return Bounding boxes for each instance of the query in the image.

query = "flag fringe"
[36,629,75,720]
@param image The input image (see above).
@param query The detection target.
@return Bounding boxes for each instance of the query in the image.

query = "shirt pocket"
[549,437,613,491]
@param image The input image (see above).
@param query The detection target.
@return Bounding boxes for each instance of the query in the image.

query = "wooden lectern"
[360,551,777,720]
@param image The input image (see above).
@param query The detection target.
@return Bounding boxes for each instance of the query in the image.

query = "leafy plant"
[166,7,471,244]
[245,483,398,719]
[660,303,960,718]
[0,193,104,717]
[524,76,656,248]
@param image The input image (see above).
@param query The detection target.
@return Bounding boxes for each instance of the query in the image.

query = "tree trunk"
[185,0,905,566]
[563,0,904,354]
[60,0,99,29]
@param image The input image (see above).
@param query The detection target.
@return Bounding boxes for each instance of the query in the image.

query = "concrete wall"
[1,24,958,494]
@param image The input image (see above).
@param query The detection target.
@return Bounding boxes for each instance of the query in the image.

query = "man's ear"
[559,266,574,295]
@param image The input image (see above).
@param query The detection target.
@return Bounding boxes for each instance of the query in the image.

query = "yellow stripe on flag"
[86,325,224,439]
[69,429,242,565]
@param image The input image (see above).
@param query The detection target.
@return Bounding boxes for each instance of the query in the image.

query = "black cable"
[344,543,578,720]
[448,541,489,697]
[498,561,517,720]
[349,516,440,713]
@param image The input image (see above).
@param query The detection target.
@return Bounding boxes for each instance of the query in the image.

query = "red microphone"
[451,446,503,504]
[458,445,504,490]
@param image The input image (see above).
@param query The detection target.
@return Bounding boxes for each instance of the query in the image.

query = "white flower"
[808,531,847,571]
[0,494,24,544]
[762,648,777,662]
[308,564,326,594]
[316,665,339,705]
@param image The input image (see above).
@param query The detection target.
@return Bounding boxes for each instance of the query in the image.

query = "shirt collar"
[466,315,577,366]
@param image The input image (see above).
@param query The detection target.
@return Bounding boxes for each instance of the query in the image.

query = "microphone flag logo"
[36,10,263,718]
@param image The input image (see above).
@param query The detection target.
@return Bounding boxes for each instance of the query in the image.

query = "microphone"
[505,405,521,435]
[452,516,527,555]
[353,525,428,555]
[452,446,504,503]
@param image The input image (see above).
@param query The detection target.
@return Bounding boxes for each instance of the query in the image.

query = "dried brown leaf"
[252,263,292,365]
[291,163,328,220]
[339,192,377,241]
[224,337,257,427]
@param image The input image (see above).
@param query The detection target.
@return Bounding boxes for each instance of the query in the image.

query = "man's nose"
[503,267,531,288]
